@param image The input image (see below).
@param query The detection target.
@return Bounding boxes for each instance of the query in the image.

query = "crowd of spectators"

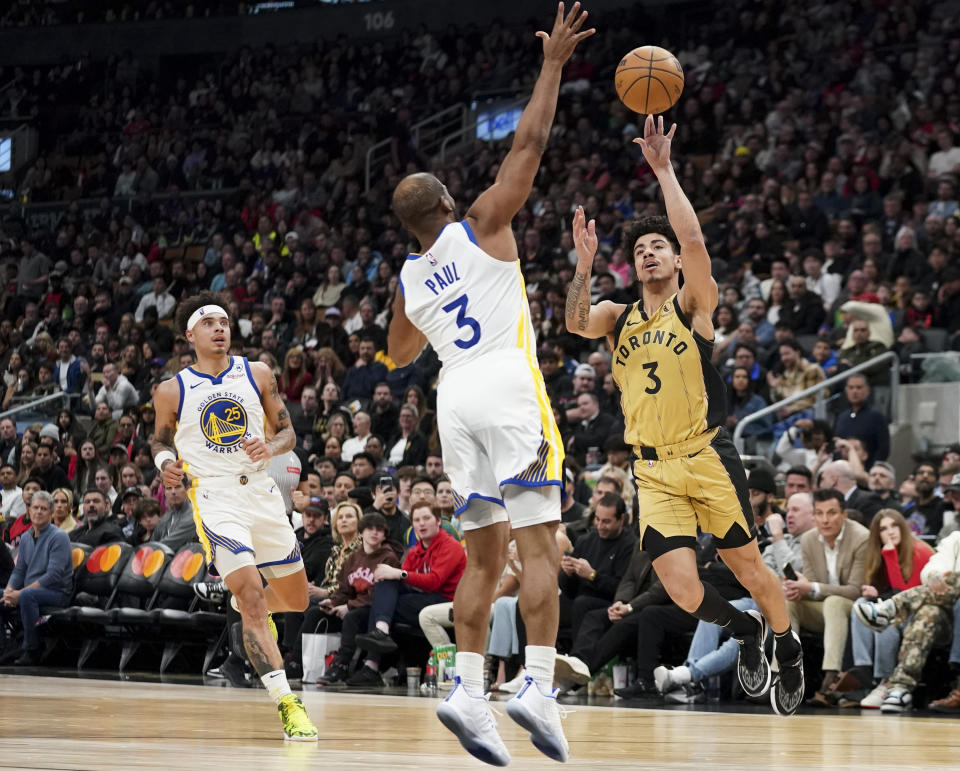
[2,0,960,710]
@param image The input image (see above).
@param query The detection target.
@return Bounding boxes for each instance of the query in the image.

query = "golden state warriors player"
[151,292,317,741]
[388,4,594,764]
[565,116,804,716]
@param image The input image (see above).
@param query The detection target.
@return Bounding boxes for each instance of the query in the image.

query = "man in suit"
[818,459,884,524]
[834,374,890,468]
[783,487,869,699]
[778,275,826,335]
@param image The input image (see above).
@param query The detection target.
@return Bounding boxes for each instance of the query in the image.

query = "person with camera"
[368,472,409,555]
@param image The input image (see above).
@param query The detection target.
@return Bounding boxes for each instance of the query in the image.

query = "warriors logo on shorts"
[201,397,248,448]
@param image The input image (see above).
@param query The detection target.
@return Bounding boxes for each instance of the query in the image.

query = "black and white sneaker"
[345,665,385,688]
[194,579,227,604]
[880,687,912,713]
[664,683,706,705]
[736,609,771,698]
[770,632,805,716]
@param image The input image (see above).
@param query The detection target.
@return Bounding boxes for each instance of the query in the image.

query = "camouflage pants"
[888,574,960,690]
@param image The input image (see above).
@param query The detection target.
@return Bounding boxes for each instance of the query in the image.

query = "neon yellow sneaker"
[278,694,318,742]
[267,612,278,642]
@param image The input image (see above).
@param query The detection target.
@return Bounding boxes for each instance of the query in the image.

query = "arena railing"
[732,351,900,455]
[0,391,81,421]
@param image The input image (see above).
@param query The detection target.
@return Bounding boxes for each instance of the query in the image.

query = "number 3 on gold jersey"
[641,362,662,395]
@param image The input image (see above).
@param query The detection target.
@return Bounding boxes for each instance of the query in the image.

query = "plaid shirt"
[774,359,825,414]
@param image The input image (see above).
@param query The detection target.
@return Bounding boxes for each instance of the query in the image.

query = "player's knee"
[234,584,266,618]
[661,576,702,612]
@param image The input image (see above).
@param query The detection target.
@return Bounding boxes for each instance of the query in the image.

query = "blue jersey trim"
[257,555,304,568]
[398,275,405,296]
[453,492,506,516]
[406,252,422,261]
[243,357,261,400]
[499,478,563,491]
[461,220,478,245]
[187,356,234,385]
[175,372,185,421]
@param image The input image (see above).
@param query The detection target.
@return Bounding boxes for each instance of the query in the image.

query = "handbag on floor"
[302,617,341,683]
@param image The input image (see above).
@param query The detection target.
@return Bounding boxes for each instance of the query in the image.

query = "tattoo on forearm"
[566,270,590,331]
[242,628,274,677]
[150,425,175,456]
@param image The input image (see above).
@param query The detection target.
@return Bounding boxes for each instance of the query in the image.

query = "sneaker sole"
[770,659,805,717]
[356,636,398,654]
[554,657,590,686]
[506,698,569,763]
[853,603,889,632]
[283,732,319,742]
[436,702,509,767]
[738,611,771,698]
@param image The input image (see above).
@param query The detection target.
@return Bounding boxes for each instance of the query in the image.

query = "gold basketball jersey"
[611,294,726,448]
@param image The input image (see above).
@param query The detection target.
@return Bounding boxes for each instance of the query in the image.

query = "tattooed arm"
[151,379,185,487]
[251,361,296,457]
[565,204,625,339]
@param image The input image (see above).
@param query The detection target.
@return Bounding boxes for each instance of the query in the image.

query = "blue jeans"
[5,587,70,650]
[771,409,812,447]
[851,597,903,679]
[366,580,448,662]
[686,597,758,683]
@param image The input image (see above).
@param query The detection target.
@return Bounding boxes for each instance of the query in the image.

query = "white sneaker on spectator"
[496,667,528,694]
[880,687,912,713]
[436,677,510,767]
[554,654,590,685]
[654,665,690,696]
[506,675,570,763]
[860,680,891,709]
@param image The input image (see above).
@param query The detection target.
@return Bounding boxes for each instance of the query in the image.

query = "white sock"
[261,669,293,705]
[525,645,556,694]
[364,659,379,671]
[230,594,239,612]
[672,665,691,686]
[376,621,390,634]
[456,651,485,697]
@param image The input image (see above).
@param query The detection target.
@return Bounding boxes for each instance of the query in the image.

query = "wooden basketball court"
[1,674,957,769]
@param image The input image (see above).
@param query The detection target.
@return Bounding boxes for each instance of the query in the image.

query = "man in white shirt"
[0,464,25,522]
[803,249,842,310]
[134,276,176,322]
[928,129,960,179]
[92,362,140,419]
[340,411,372,463]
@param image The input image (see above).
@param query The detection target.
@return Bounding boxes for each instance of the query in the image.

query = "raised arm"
[387,287,427,367]
[634,115,718,319]
[466,2,594,236]
[565,204,625,338]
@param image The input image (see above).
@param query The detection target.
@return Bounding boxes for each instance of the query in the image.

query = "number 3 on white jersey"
[442,293,482,350]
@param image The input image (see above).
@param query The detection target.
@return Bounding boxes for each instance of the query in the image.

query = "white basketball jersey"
[399,221,536,369]
[174,356,268,479]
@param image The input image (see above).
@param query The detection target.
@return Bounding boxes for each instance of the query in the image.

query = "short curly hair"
[621,216,681,256]
[175,291,233,335]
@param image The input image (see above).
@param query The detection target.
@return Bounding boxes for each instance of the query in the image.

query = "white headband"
[187,305,228,331]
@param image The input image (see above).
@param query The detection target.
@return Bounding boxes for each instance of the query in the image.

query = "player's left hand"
[633,115,676,172]
[241,436,272,463]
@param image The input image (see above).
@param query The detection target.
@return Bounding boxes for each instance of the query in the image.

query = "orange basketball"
[614,45,684,115]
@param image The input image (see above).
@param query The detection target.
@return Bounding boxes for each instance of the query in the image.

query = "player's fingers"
[535,31,548,41]
[658,115,664,134]
[575,28,597,42]
[645,113,654,135]
[667,123,677,139]
[570,7,587,32]
[554,2,565,29]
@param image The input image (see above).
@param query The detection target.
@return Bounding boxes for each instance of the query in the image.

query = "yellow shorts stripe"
[515,263,565,482]
[185,465,213,565]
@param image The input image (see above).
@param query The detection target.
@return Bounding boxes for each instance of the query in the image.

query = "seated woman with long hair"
[725,366,771,453]
[852,509,935,708]
[279,346,314,404]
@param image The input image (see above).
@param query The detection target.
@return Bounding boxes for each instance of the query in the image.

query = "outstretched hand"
[572,205,598,265]
[633,114,677,172]
[537,2,596,65]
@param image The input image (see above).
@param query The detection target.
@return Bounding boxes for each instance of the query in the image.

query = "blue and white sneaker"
[506,675,569,763]
[436,676,510,767]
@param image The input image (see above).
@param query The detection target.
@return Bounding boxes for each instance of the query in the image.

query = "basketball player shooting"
[151,292,318,741]
[387,3,594,765]
[564,115,805,716]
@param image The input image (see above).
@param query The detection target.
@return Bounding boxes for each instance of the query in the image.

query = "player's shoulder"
[153,375,181,411]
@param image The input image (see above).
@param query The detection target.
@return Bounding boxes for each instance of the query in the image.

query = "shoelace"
[477,694,503,732]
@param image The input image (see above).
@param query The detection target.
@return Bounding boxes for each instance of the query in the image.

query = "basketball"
[614,45,684,115]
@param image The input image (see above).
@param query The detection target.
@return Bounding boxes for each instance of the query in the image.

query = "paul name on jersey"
[423,259,462,296]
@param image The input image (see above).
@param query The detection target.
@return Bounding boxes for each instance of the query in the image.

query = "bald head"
[392,173,453,234]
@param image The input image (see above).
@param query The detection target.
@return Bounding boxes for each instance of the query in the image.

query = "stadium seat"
[921,327,949,353]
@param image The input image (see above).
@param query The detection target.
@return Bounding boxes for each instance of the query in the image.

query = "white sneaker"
[860,680,891,709]
[496,667,528,694]
[506,675,570,763]
[880,687,912,713]
[436,677,510,767]
[653,665,689,695]
[554,654,590,685]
